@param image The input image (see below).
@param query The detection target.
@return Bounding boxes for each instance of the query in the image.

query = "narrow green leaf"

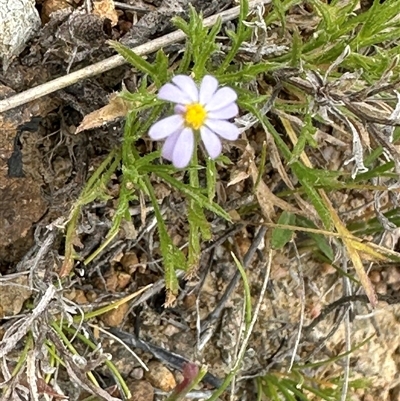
[292,164,332,229]
[280,380,309,401]
[154,50,169,83]
[290,27,303,66]
[231,253,252,329]
[269,376,297,401]
[297,217,334,261]
[188,203,208,271]
[206,158,217,202]
[109,41,161,86]
[288,134,307,165]
[156,172,231,221]
[172,16,190,35]
[261,376,281,400]
[177,39,193,73]
[309,0,334,32]
[271,212,296,250]
[141,176,183,295]
[219,63,276,84]
[255,142,267,189]
[218,0,251,72]
[272,0,286,33]
[289,113,317,164]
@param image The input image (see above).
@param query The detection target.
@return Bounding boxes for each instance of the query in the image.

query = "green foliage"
[60,0,400,398]
[217,0,251,72]
[72,1,265,298]
[173,6,222,77]
[257,368,368,401]
[271,211,296,250]
[109,41,169,86]
[289,113,318,163]
[296,216,335,262]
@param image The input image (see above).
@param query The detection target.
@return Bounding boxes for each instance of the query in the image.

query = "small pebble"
[127,380,154,401]
[145,361,176,392]
[100,302,129,327]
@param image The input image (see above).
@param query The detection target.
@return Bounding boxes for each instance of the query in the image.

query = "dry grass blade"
[48,330,121,401]
[281,115,378,307]
[320,191,377,307]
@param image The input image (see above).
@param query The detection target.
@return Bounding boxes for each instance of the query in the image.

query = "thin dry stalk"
[288,241,306,372]
[0,0,271,115]
[232,247,272,371]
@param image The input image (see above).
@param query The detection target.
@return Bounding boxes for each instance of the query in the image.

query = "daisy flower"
[149,75,239,168]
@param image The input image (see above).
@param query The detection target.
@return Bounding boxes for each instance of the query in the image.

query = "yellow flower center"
[184,103,207,130]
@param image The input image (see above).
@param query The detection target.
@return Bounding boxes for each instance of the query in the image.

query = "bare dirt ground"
[1,1,400,400]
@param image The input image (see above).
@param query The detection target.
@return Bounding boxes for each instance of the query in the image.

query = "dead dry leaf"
[264,120,319,220]
[227,170,249,187]
[244,143,300,222]
[76,94,129,133]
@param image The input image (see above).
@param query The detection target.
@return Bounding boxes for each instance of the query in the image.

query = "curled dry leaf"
[75,94,130,133]
[243,143,300,222]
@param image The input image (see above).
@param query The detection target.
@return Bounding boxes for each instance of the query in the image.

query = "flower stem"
[187,135,202,275]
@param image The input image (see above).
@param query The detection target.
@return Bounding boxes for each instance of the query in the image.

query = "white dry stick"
[340,256,352,401]
[383,91,400,142]
[0,285,56,358]
[336,111,368,177]
[242,2,267,44]
[0,0,271,114]
[374,189,397,231]
[89,323,149,371]
[324,45,351,82]
[288,241,306,372]
[27,350,40,401]
[230,248,272,373]
[63,360,121,401]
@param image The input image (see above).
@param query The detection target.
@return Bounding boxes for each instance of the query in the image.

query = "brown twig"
[0,0,271,115]
[108,328,224,389]
[199,225,268,336]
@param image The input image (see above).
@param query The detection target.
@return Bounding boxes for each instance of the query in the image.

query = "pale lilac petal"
[172,127,194,168]
[207,103,238,120]
[174,104,186,114]
[200,126,222,159]
[162,130,181,161]
[205,119,240,140]
[150,75,239,167]
[149,115,184,140]
[158,83,192,104]
[205,87,237,111]
[199,75,218,105]
[172,75,199,102]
